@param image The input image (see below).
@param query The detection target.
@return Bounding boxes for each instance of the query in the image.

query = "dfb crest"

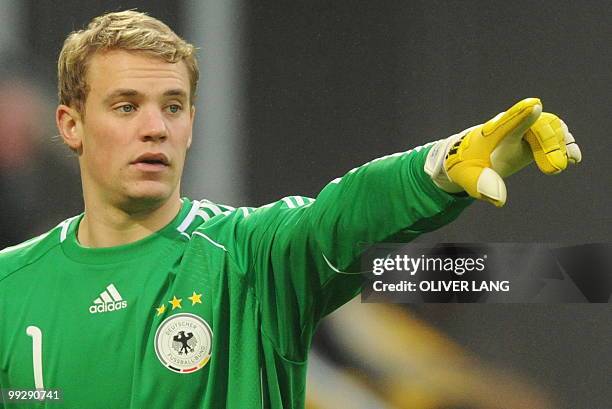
[154,313,213,373]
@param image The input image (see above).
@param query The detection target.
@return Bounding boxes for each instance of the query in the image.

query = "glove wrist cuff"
[424,132,466,194]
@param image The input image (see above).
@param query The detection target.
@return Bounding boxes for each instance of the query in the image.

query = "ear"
[56,104,83,153]
[187,105,196,149]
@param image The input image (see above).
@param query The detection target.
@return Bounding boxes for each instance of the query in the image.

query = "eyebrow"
[103,88,188,104]
[103,89,139,104]
[163,89,188,99]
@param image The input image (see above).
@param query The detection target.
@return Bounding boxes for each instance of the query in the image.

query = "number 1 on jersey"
[26,326,45,391]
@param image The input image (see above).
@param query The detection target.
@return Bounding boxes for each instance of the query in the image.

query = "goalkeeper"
[0,10,580,409]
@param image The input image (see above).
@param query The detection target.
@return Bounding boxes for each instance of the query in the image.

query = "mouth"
[130,152,170,171]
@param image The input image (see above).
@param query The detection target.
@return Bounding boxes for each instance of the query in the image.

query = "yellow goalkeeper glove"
[424,98,582,207]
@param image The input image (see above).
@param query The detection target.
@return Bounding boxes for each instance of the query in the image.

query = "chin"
[122,182,176,210]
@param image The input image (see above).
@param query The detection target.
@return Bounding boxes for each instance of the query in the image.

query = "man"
[0,10,581,409]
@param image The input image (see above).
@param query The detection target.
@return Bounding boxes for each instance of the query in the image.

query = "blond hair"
[58,10,198,114]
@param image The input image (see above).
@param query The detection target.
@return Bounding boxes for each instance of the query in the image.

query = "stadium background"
[0,1,609,408]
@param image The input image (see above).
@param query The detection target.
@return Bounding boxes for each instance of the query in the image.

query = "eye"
[166,104,182,114]
[115,104,136,114]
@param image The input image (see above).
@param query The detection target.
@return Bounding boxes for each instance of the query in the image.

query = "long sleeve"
[200,144,473,361]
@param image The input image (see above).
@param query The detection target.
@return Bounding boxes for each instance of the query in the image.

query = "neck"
[78,195,182,248]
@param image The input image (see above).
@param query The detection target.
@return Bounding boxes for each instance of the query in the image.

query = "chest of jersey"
[0,240,262,408]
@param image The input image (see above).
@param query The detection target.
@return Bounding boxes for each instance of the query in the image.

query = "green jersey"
[0,145,471,408]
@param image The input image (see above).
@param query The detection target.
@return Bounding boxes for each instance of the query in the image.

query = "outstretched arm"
[210,97,581,359]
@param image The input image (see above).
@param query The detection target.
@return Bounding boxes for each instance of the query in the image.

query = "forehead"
[86,50,190,98]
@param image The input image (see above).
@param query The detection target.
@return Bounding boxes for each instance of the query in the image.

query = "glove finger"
[566,134,582,165]
[524,113,568,174]
[560,120,582,165]
[481,98,543,148]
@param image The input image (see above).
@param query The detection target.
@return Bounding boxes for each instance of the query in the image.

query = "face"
[59,50,194,211]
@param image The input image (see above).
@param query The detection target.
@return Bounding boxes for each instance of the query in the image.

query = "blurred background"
[1,1,610,408]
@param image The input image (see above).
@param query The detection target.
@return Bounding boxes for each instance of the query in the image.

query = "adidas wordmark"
[89,284,128,314]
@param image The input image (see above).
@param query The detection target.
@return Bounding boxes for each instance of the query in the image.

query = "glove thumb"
[476,167,507,207]
[446,157,508,207]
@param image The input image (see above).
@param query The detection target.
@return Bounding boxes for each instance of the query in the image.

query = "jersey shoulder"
[0,216,78,282]
[187,195,315,232]
[186,195,316,255]
[182,195,314,242]
[182,196,315,275]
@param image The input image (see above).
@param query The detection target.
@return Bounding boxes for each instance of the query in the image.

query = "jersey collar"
[60,198,194,265]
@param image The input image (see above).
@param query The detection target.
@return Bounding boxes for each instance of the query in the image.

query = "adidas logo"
[89,284,128,314]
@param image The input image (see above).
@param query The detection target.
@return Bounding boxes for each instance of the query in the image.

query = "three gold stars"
[155,290,203,316]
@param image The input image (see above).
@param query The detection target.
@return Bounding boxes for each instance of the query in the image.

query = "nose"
[139,108,168,142]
